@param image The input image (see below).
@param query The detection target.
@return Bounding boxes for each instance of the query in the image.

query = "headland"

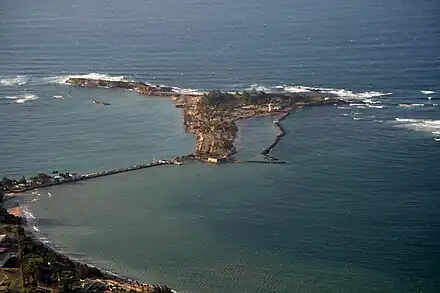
[66,77,347,161]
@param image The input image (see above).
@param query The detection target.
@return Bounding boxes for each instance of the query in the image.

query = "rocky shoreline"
[66,77,347,161]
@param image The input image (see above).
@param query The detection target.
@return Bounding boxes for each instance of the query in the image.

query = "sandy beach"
[7,206,23,217]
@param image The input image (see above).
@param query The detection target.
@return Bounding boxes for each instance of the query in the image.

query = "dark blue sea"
[1,0,439,292]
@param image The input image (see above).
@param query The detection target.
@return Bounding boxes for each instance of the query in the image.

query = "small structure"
[0,235,6,245]
[207,157,227,164]
[207,158,218,164]
[268,103,273,112]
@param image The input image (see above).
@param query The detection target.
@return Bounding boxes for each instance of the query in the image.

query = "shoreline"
[5,203,177,292]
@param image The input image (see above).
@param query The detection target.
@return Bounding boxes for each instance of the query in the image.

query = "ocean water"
[1,0,440,292]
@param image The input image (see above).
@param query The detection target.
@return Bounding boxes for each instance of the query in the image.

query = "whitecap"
[395,118,419,123]
[14,94,39,104]
[0,75,28,86]
[317,88,392,99]
[394,118,440,135]
[367,105,385,109]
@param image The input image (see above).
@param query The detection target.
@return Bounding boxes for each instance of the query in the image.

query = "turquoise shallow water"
[1,0,440,292]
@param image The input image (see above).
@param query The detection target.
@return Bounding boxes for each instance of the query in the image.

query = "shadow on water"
[35,218,74,228]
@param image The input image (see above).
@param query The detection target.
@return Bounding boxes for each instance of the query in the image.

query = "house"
[207,157,227,164]
[207,158,218,164]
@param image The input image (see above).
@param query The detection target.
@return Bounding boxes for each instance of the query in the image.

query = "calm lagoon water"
[1,0,439,292]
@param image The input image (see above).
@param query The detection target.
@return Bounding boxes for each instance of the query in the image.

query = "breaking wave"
[45,73,130,84]
[2,73,393,101]
[249,84,392,100]
[394,118,440,136]
[1,73,131,86]
[5,94,40,104]
[0,75,29,86]
[421,90,436,95]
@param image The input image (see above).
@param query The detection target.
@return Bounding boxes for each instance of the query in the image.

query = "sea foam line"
[394,117,440,135]
[5,94,40,104]
[0,75,28,86]
[249,83,392,100]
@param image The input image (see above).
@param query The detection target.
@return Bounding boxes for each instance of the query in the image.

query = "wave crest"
[5,94,40,104]
[0,75,28,86]
[255,84,392,99]
[394,117,440,136]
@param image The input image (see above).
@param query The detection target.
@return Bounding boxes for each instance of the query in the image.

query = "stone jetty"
[261,111,290,157]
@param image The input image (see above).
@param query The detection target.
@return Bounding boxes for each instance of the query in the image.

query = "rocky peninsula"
[66,77,347,161]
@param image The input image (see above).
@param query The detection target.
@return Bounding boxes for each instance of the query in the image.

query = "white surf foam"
[367,105,386,109]
[323,89,392,99]
[172,87,205,95]
[0,75,28,86]
[248,84,272,93]
[23,208,36,219]
[45,73,130,84]
[394,118,440,135]
[282,85,312,93]
[421,90,436,95]
[14,94,39,104]
[275,84,392,99]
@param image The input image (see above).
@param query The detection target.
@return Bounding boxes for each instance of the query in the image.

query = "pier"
[3,159,183,194]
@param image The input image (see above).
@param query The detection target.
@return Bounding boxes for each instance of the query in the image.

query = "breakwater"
[261,111,290,156]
